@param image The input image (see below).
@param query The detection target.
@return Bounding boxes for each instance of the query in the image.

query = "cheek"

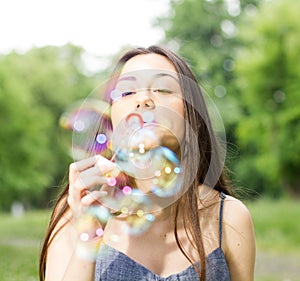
[172,100,184,118]
[110,101,130,128]
[165,99,185,140]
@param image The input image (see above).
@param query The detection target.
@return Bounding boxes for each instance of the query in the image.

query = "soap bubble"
[59,98,112,160]
[109,189,155,235]
[75,205,111,260]
[96,107,186,212]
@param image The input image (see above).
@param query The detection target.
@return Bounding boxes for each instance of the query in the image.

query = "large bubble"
[96,106,187,218]
[111,108,184,195]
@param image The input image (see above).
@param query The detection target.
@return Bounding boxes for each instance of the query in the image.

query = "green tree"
[155,0,260,196]
[0,44,98,210]
[155,0,260,146]
[234,0,300,196]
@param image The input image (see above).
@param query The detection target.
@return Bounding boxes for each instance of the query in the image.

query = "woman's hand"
[67,155,116,218]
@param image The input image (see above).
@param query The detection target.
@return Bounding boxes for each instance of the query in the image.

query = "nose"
[136,90,155,110]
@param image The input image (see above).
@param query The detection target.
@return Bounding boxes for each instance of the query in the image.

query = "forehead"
[120,54,178,77]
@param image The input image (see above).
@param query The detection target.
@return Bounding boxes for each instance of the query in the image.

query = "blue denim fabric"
[95,193,230,281]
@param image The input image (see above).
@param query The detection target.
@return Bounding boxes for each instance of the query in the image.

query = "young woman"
[39,45,256,281]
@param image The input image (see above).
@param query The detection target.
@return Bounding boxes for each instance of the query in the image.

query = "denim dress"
[94,193,230,281]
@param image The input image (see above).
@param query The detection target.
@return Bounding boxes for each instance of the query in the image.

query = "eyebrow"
[155,72,179,81]
[117,75,136,82]
[117,72,179,83]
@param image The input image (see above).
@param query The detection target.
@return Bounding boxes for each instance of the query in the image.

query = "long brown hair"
[39,45,234,281]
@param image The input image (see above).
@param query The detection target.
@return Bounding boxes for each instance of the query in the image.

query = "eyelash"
[120,89,174,97]
[153,89,174,94]
[121,91,136,97]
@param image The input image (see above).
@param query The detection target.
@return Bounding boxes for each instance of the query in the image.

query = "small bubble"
[153,178,159,185]
[210,35,223,47]
[80,232,89,242]
[223,59,235,72]
[107,176,117,186]
[96,228,104,237]
[121,207,129,214]
[146,214,155,222]
[110,89,122,101]
[245,4,257,17]
[136,209,144,217]
[164,166,172,174]
[122,186,132,195]
[74,120,86,132]
[174,167,181,174]
[226,0,240,17]
[110,234,120,243]
[273,90,285,103]
[214,85,227,98]
[96,133,107,144]
[221,20,236,38]
[142,111,154,123]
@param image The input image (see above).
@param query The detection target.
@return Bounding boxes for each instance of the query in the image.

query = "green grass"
[0,210,50,281]
[246,197,300,253]
[0,199,300,281]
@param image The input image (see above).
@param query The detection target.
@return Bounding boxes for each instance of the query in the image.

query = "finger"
[69,165,110,210]
[72,175,108,195]
[81,190,108,206]
[70,165,106,193]
[68,181,107,216]
[73,156,100,171]
[73,154,115,173]
[69,155,102,183]
[77,165,103,180]
[94,156,117,175]
[69,155,116,183]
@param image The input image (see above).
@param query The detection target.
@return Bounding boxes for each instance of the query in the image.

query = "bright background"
[0,0,167,56]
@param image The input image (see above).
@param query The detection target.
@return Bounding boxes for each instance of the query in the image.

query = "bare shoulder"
[223,195,254,227]
[222,195,255,248]
[222,195,256,281]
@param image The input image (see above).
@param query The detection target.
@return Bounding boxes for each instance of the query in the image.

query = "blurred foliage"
[0,44,98,210]
[154,0,260,149]
[156,0,256,84]
[0,0,300,210]
[234,0,300,196]
[156,0,300,197]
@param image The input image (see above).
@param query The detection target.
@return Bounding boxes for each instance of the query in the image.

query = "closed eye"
[121,91,136,97]
[153,89,174,94]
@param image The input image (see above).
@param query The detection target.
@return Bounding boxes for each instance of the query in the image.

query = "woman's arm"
[223,196,256,281]
[45,215,96,281]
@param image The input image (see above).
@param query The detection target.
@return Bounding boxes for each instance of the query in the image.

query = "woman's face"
[110,54,185,146]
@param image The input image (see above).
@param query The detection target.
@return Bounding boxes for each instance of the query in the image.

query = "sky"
[0,0,169,65]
